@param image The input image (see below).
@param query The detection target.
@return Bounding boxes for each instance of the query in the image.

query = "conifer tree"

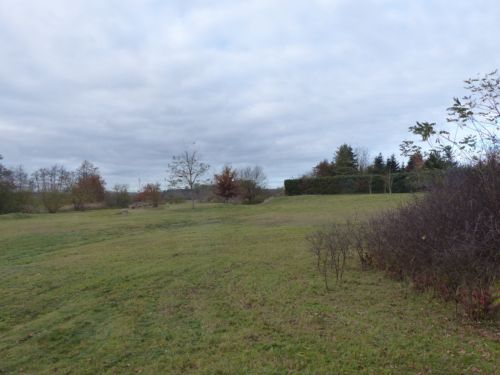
[385,154,400,173]
[333,144,358,175]
[370,153,385,174]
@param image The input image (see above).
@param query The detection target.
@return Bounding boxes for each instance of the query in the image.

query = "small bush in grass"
[105,184,131,208]
[165,195,186,204]
[306,223,352,290]
[363,156,500,319]
[136,183,162,207]
[347,220,372,271]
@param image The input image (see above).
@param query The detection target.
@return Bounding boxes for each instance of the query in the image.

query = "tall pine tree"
[385,154,400,173]
[370,153,385,174]
[333,144,358,175]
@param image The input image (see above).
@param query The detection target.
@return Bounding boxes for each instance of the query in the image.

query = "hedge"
[284,172,443,196]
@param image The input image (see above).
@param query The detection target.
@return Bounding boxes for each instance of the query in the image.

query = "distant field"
[0,195,498,374]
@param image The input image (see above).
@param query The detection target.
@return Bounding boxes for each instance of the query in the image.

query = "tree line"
[0,159,117,214]
[284,145,456,196]
[306,70,499,320]
[0,151,268,214]
[294,72,499,197]
[310,143,456,179]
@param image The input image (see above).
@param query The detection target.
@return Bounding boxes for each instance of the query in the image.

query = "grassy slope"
[0,194,498,374]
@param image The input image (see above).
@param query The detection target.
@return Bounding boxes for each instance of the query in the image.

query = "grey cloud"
[1,0,499,188]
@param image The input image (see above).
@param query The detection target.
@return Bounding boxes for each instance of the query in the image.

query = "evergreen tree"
[370,153,385,174]
[424,148,456,170]
[385,154,400,173]
[333,144,358,175]
[442,146,455,167]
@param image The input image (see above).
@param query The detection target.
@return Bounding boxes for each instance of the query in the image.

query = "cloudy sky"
[1,0,499,188]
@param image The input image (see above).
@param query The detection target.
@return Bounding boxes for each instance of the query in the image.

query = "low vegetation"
[307,157,499,320]
[364,157,500,319]
[1,195,499,374]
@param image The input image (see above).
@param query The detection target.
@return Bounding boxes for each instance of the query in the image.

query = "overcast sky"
[1,0,499,188]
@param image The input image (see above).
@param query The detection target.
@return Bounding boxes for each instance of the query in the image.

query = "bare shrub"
[347,220,372,271]
[306,223,352,290]
[306,230,329,287]
[31,165,73,213]
[363,155,500,319]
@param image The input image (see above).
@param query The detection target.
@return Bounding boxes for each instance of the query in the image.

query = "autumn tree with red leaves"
[214,166,239,203]
[137,183,162,207]
[312,159,334,177]
[405,151,424,172]
[72,160,106,211]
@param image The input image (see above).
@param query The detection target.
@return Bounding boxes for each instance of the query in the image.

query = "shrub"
[105,184,131,208]
[363,156,500,319]
[31,165,73,213]
[306,223,352,290]
[347,220,372,271]
[164,195,186,204]
[237,166,267,204]
[136,183,162,207]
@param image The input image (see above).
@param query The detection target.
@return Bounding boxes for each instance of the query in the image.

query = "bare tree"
[32,165,73,213]
[110,184,131,208]
[167,150,210,209]
[237,165,267,204]
[354,147,370,174]
[0,159,33,213]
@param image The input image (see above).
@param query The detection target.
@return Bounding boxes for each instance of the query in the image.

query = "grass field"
[0,194,498,374]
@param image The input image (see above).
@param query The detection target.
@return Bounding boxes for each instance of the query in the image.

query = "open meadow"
[1,195,498,374]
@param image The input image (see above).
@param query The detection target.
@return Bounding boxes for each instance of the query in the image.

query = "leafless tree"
[110,184,131,208]
[32,165,73,213]
[237,165,267,204]
[355,147,370,174]
[167,150,210,209]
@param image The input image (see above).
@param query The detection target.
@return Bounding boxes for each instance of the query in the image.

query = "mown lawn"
[0,194,498,374]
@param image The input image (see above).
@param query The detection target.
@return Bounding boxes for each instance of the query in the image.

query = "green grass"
[0,194,498,374]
